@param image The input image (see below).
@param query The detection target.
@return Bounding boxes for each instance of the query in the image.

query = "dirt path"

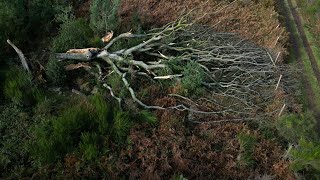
[277,0,320,130]
[287,0,320,85]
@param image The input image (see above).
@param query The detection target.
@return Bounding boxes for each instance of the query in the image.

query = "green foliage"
[106,73,129,98]
[32,95,156,164]
[90,94,111,133]
[0,104,33,175]
[172,174,188,180]
[52,6,93,52]
[90,0,121,35]
[112,110,132,142]
[4,68,43,105]
[46,57,66,86]
[290,139,320,177]
[79,132,99,161]
[276,112,318,143]
[0,0,25,53]
[181,61,205,94]
[0,0,56,55]
[237,132,257,167]
[135,110,158,125]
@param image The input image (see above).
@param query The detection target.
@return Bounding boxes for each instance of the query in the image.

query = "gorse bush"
[90,0,121,35]
[32,94,157,164]
[0,104,33,175]
[4,68,43,105]
[46,57,66,86]
[52,6,92,52]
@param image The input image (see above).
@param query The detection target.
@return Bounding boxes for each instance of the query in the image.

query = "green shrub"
[0,104,34,176]
[52,6,92,52]
[290,139,320,178]
[0,0,56,55]
[0,1,25,53]
[135,110,158,125]
[46,57,66,86]
[90,0,121,35]
[276,112,318,143]
[237,132,257,167]
[4,68,43,105]
[79,132,100,161]
[181,61,205,95]
[112,110,132,142]
[90,94,111,133]
[32,94,157,164]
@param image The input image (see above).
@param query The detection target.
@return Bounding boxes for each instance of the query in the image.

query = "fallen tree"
[55,18,291,123]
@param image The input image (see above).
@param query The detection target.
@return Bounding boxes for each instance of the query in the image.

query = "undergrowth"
[31,94,157,165]
[4,68,43,105]
[52,6,92,52]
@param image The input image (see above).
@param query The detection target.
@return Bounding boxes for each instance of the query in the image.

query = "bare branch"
[7,39,30,73]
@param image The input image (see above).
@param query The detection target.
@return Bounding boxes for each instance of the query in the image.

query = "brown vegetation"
[119,0,288,60]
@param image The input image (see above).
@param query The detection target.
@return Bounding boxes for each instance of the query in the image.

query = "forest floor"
[279,0,320,131]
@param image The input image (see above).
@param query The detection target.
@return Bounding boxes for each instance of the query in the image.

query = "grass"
[284,0,320,110]
[291,0,320,68]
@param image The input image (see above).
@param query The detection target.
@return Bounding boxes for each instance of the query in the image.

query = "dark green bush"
[181,61,205,95]
[0,0,26,54]
[4,68,43,105]
[0,104,33,176]
[52,6,92,52]
[32,94,158,164]
[46,57,66,86]
[0,0,56,55]
[32,94,156,164]
[90,0,121,35]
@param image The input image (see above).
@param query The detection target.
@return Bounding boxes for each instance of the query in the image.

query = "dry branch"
[56,18,291,122]
[7,39,30,73]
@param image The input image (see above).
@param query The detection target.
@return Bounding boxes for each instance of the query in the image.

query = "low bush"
[52,6,92,52]
[0,104,34,177]
[181,61,205,95]
[290,139,320,178]
[46,57,66,86]
[3,68,43,105]
[32,94,157,164]
[276,112,318,143]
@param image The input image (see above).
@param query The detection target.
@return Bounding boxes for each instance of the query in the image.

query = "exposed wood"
[101,31,114,43]
[7,39,30,73]
[56,52,93,61]
[65,63,92,71]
